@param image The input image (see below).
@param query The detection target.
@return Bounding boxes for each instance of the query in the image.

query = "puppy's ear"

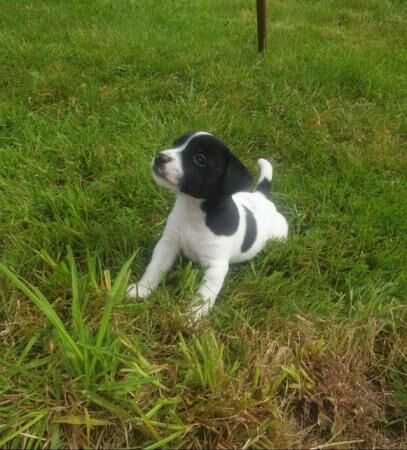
[222,153,252,196]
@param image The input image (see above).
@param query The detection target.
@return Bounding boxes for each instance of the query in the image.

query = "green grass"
[0,0,406,448]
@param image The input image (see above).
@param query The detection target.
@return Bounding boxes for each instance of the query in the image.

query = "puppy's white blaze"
[257,158,273,184]
[180,131,211,148]
[170,131,211,152]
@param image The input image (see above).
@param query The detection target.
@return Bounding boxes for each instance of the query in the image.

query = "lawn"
[0,0,406,448]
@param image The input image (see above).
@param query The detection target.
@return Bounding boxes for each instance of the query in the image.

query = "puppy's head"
[152,131,252,200]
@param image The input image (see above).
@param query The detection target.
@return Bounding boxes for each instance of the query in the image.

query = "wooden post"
[256,0,267,52]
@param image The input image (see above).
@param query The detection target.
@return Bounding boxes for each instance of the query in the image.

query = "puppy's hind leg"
[189,260,229,323]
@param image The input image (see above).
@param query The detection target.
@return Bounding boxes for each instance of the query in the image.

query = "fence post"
[256,0,267,52]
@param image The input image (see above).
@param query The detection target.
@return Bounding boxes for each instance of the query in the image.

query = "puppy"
[127,131,288,321]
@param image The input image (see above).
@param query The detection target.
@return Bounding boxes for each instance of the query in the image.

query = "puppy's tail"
[255,158,273,196]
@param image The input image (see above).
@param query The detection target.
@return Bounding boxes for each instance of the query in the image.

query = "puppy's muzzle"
[152,151,181,191]
[154,152,172,168]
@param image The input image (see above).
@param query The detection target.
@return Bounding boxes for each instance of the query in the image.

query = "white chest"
[178,209,216,262]
[169,196,228,264]
[179,227,203,262]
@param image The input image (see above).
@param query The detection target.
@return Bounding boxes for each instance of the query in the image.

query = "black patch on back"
[201,198,239,236]
[241,206,257,252]
[256,179,271,196]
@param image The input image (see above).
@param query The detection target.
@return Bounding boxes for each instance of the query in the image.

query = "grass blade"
[87,255,135,379]
[53,415,111,426]
[0,411,48,447]
[95,255,135,348]
[66,246,90,383]
[66,246,87,343]
[144,429,185,450]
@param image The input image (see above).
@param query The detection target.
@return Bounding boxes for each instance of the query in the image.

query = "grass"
[0,0,406,447]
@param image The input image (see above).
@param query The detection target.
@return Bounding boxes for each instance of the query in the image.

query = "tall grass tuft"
[0,250,187,448]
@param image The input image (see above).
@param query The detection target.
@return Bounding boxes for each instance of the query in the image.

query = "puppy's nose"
[155,153,172,166]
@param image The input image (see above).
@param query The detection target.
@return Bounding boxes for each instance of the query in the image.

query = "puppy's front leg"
[127,235,179,299]
[190,260,229,322]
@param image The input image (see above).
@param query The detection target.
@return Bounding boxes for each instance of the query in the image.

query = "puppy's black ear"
[222,152,252,196]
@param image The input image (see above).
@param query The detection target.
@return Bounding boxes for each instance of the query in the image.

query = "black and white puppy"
[127,131,288,321]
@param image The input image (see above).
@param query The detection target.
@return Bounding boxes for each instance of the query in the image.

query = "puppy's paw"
[188,298,211,325]
[126,283,151,299]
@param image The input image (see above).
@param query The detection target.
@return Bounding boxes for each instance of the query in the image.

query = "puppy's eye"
[193,153,207,167]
